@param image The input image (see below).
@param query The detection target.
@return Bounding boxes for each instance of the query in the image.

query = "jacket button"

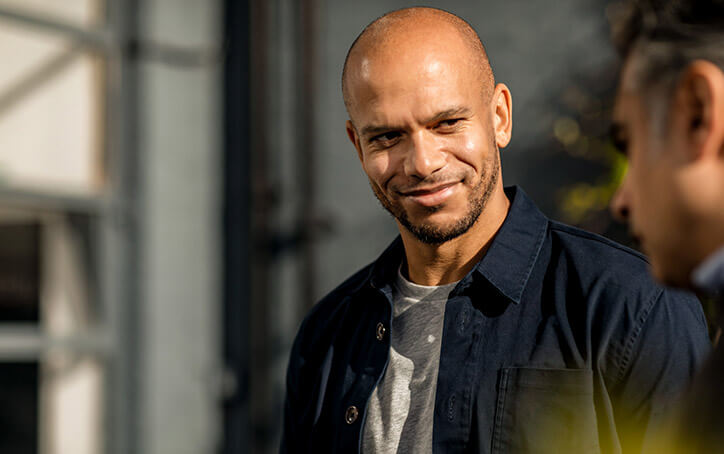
[345,405,359,424]
[376,322,386,341]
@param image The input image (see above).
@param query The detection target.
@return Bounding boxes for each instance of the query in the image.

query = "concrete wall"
[137,1,222,453]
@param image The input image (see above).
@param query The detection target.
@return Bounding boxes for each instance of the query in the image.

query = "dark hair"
[611,0,724,100]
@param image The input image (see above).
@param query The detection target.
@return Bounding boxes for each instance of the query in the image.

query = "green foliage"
[554,115,627,225]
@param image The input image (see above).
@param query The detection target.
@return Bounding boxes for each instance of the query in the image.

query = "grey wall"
[137,1,222,453]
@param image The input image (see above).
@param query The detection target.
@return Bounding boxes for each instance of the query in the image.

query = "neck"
[400,186,510,286]
[687,177,724,275]
[691,215,724,275]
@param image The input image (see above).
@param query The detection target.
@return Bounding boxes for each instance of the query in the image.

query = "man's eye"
[612,136,628,155]
[438,118,462,129]
[371,131,401,143]
[609,124,628,156]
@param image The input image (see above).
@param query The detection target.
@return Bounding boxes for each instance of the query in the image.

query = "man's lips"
[399,182,459,207]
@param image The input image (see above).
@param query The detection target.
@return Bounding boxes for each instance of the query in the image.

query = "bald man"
[282,8,709,453]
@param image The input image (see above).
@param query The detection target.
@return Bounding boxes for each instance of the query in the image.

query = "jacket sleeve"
[610,288,711,453]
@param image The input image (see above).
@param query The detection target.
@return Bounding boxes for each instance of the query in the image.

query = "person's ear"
[492,83,513,148]
[677,60,724,162]
[346,120,364,164]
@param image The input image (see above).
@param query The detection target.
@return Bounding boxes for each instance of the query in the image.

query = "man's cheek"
[366,158,394,182]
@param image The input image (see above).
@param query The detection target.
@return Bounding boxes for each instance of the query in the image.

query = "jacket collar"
[472,186,548,304]
[364,186,548,304]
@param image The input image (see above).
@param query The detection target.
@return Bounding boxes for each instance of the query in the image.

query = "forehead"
[362,53,468,96]
[347,41,481,122]
[613,57,648,127]
[612,87,634,126]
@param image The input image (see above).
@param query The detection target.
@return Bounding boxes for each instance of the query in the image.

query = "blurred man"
[609,0,724,450]
[282,7,710,453]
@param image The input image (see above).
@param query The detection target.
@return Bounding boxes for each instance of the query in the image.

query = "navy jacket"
[282,186,710,453]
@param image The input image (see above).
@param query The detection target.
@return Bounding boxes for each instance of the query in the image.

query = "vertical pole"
[222,0,252,452]
[104,0,141,453]
[248,0,273,450]
[297,0,320,310]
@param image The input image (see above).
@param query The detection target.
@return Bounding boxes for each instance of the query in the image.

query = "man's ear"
[346,120,365,164]
[677,60,724,162]
[492,83,513,149]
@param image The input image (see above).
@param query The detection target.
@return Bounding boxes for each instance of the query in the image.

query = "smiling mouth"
[400,182,459,207]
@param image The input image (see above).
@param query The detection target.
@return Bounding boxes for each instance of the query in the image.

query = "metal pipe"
[0,325,111,359]
[103,1,142,453]
[0,6,111,50]
[297,0,320,311]
[0,187,106,215]
[249,0,272,452]
[222,0,253,452]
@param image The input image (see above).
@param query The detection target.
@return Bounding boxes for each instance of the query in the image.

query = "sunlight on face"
[348,41,501,244]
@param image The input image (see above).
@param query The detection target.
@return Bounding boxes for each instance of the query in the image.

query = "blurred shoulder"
[548,220,653,285]
[546,219,704,325]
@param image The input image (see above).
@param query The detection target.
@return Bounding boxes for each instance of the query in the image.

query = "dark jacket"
[282,186,711,453]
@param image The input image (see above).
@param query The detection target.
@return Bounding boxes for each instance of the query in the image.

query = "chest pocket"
[491,367,600,454]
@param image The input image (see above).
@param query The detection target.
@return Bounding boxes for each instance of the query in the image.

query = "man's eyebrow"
[360,124,398,138]
[426,106,471,124]
[359,106,472,138]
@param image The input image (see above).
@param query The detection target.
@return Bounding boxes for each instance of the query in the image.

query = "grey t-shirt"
[362,266,458,453]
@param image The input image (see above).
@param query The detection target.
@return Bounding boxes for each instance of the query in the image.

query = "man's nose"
[610,182,630,223]
[403,131,446,178]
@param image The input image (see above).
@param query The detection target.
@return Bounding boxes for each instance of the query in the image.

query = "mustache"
[391,173,469,194]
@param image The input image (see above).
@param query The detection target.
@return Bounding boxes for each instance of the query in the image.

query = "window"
[0,2,114,453]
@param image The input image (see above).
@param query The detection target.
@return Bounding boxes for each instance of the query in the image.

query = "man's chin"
[383,192,487,245]
[404,226,465,245]
[397,216,475,245]
[403,211,455,227]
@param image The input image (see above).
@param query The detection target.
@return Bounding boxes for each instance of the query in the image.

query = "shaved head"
[341,7,512,248]
[342,7,495,118]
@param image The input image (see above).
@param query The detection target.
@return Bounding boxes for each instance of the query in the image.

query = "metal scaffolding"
[0,3,140,453]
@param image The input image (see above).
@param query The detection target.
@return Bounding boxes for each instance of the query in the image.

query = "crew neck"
[394,264,460,300]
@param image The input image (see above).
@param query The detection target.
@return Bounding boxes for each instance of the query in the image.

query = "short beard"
[371,144,501,245]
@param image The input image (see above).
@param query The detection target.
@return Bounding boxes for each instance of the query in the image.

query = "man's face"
[345,41,506,244]
[610,59,696,286]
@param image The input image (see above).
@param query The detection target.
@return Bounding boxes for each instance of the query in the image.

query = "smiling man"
[281,7,710,453]
[609,0,724,450]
